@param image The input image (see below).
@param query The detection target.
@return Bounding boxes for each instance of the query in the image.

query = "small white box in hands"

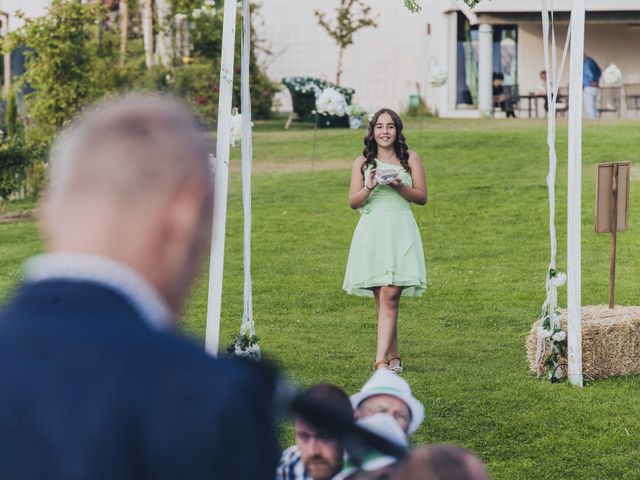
[375,169,399,185]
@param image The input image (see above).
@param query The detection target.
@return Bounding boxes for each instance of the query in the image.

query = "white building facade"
[258,0,640,117]
[5,0,639,118]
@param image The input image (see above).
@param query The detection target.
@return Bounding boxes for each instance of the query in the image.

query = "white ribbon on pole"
[240,0,256,342]
[535,0,572,371]
[205,0,238,356]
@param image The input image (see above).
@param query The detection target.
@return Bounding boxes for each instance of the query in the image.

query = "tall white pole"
[567,0,585,387]
[141,0,154,68]
[205,0,238,356]
[477,23,493,117]
[1,12,10,97]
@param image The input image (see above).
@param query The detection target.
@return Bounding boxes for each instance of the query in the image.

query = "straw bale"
[526,305,640,379]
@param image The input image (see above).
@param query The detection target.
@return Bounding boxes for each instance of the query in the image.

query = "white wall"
[257,0,432,114]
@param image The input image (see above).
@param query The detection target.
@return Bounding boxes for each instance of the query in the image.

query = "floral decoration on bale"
[602,64,623,87]
[534,269,568,382]
[282,76,354,127]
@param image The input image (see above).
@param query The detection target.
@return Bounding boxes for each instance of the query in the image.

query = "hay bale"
[526,305,640,379]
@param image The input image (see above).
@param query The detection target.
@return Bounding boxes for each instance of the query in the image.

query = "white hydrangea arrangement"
[602,64,623,87]
[315,88,348,117]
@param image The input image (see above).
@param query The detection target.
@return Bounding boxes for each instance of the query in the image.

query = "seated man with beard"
[277,384,353,480]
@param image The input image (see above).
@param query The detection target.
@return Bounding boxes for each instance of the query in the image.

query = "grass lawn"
[2,116,640,479]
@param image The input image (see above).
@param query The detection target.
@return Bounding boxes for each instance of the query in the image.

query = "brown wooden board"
[595,162,630,233]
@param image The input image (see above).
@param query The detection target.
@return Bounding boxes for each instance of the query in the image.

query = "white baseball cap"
[350,369,425,434]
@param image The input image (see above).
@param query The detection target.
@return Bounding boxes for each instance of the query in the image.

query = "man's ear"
[165,178,211,245]
[353,408,360,420]
[36,193,56,245]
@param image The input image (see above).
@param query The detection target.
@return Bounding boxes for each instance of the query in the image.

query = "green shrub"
[0,139,30,205]
[127,61,277,126]
[5,92,18,138]
[25,159,48,200]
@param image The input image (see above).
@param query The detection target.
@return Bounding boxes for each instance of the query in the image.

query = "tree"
[314,0,377,85]
[8,0,122,147]
[403,0,422,13]
[400,1,479,13]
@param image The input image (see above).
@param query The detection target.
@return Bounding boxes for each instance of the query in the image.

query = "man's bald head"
[47,92,211,208]
[42,93,215,314]
[390,445,489,480]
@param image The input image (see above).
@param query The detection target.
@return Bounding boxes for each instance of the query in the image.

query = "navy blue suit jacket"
[0,280,280,479]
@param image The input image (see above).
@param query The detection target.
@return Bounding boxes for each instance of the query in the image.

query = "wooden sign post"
[595,162,630,308]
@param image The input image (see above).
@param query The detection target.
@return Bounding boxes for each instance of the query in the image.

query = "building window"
[456,12,518,109]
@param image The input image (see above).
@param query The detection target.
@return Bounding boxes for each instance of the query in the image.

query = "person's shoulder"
[407,150,423,163]
[279,445,301,465]
[277,445,306,480]
[353,155,367,167]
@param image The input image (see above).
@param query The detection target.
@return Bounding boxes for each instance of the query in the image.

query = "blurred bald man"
[0,93,280,479]
[390,445,489,480]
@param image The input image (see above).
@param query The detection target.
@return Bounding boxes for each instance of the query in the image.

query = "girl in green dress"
[343,108,427,373]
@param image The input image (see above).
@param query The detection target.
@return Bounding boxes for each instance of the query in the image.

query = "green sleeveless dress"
[343,159,427,297]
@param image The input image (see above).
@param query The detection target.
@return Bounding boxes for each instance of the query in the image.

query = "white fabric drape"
[535,0,572,368]
[205,0,238,355]
[240,0,256,340]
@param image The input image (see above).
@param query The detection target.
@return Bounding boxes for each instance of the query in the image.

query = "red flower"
[196,96,209,106]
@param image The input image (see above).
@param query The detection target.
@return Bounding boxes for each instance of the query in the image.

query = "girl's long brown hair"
[361,108,410,176]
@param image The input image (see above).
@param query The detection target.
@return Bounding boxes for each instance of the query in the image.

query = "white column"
[446,12,458,115]
[567,0,585,387]
[477,23,493,117]
[141,0,154,68]
[1,12,10,96]
[154,0,173,68]
[205,0,238,356]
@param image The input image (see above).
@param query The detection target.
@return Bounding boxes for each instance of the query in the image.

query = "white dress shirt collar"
[24,253,174,331]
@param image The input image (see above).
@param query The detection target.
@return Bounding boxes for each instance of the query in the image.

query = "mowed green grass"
[2,117,640,479]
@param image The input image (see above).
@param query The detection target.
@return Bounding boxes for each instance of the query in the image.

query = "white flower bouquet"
[602,64,623,86]
[316,88,348,117]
